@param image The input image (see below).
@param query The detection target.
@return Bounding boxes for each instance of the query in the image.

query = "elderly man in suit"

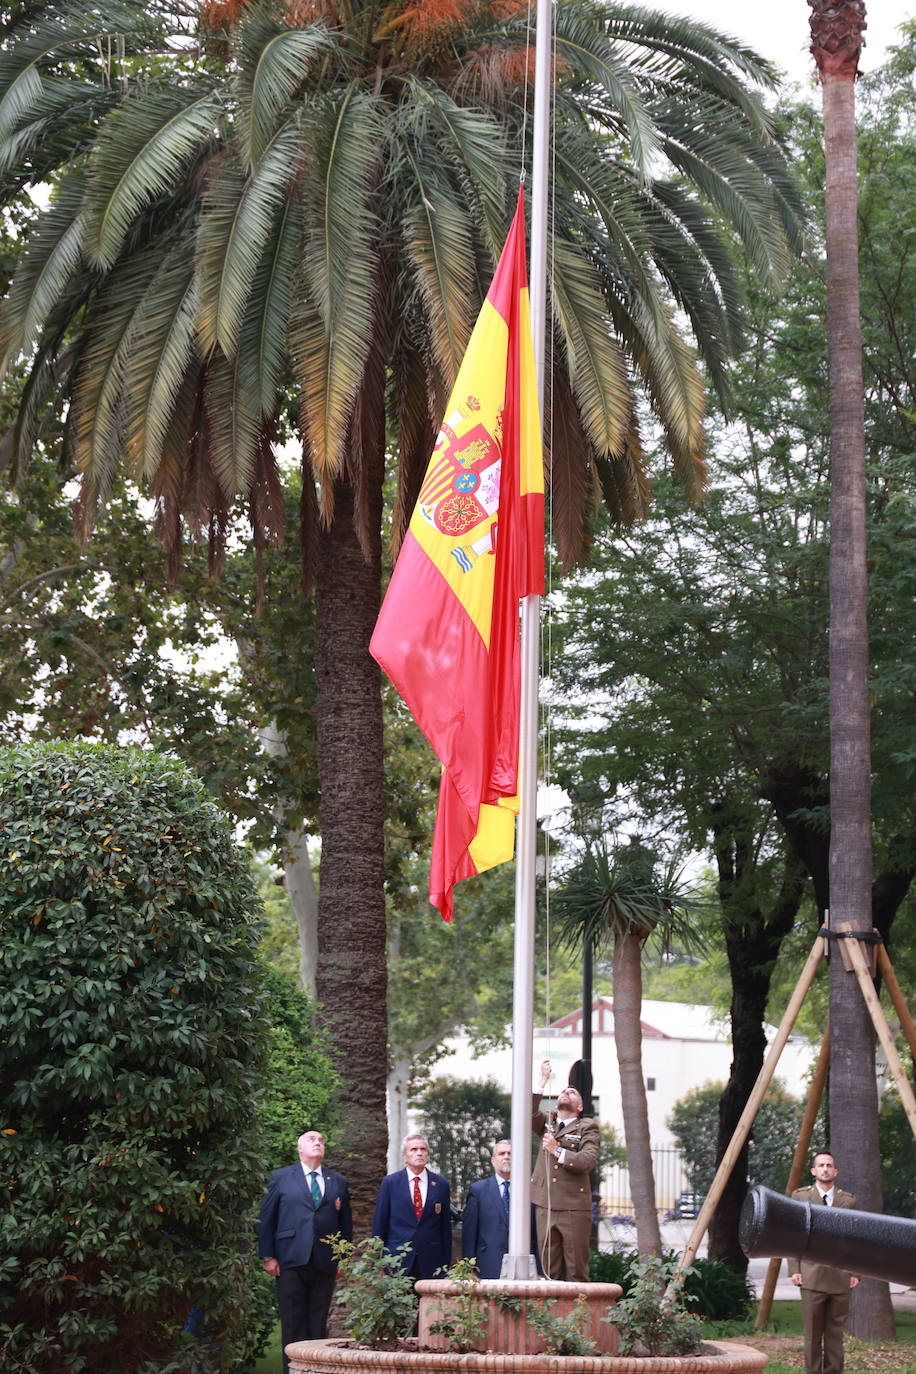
[372,1135,452,1279]
[461,1141,543,1279]
[787,1150,860,1374]
[531,1059,599,1281]
[259,1129,353,1374]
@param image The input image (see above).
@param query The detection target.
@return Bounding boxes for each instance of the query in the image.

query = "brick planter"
[286,1278,767,1374]
[285,1336,768,1374]
[417,1279,622,1355]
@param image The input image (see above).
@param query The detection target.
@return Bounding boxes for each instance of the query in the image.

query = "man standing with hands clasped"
[531,1059,598,1281]
[787,1150,860,1374]
[258,1129,353,1374]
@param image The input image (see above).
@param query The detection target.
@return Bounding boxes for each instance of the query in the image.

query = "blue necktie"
[501,1180,510,1217]
[310,1170,322,1205]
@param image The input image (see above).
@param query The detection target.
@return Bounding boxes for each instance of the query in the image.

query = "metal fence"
[600,1145,692,1218]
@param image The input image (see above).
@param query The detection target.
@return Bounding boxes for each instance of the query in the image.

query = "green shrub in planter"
[0,742,270,1373]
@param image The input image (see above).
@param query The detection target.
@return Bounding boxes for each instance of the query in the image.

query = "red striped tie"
[413,1176,422,1221]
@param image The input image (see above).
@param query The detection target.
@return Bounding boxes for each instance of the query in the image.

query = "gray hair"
[402,1134,427,1152]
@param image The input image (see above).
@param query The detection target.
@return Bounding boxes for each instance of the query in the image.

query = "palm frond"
[401,79,507,251]
[551,4,658,177]
[82,88,223,269]
[203,344,262,497]
[197,119,302,360]
[122,238,199,479]
[553,842,702,951]
[71,245,164,504]
[547,363,593,569]
[235,10,337,171]
[0,173,85,377]
[388,313,437,558]
[0,2,155,144]
[293,85,382,483]
[400,185,477,393]
[549,234,630,461]
[0,78,108,183]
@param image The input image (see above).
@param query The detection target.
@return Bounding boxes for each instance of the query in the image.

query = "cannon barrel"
[739,1185,916,1287]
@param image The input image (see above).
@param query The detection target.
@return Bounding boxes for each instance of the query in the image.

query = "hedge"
[0,742,271,1372]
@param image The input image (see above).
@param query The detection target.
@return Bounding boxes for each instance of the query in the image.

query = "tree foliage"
[414,1077,511,1207]
[668,1081,810,1196]
[547,40,916,1263]
[0,741,270,1373]
[259,962,339,1169]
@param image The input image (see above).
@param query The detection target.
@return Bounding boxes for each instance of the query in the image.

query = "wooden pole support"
[754,1022,831,1329]
[668,936,825,1296]
[876,945,916,1062]
[841,927,916,1145]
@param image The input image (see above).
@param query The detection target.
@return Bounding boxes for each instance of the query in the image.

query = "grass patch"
[742,1301,916,1374]
[247,1323,282,1373]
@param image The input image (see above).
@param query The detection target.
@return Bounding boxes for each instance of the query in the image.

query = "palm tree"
[0,0,802,1219]
[553,841,698,1256]
[808,0,892,1341]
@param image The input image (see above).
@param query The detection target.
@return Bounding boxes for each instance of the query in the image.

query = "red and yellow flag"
[370,188,544,922]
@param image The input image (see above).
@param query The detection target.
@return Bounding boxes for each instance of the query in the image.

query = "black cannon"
[739,1184,916,1287]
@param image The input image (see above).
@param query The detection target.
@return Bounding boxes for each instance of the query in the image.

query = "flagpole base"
[499,1254,538,1279]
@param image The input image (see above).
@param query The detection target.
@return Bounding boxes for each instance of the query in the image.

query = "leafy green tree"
[668,1081,808,1196]
[0,741,269,1373]
[879,1089,916,1218]
[0,0,803,1219]
[549,38,916,1267]
[259,963,339,1169]
[414,1077,511,1207]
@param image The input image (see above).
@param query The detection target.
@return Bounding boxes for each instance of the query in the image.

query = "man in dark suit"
[259,1129,353,1374]
[786,1150,860,1374]
[461,1140,542,1279]
[372,1135,452,1278]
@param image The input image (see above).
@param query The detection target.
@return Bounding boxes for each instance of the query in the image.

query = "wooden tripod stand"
[667,922,916,1326]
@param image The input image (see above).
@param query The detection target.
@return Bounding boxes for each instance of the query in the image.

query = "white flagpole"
[504,0,551,1277]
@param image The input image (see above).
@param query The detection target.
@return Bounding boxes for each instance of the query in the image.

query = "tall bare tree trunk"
[314,453,388,1237]
[809,0,894,1339]
[612,933,662,1255]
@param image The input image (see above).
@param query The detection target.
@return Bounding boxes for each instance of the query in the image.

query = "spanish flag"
[370,188,544,922]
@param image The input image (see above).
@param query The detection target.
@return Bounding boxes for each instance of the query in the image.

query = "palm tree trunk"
[314,454,388,1236]
[612,932,662,1255]
[812,0,894,1338]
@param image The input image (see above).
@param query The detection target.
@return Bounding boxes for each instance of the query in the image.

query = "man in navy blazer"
[462,1141,542,1278]
[372,1135,452,1278]
[259,1129,353,1373]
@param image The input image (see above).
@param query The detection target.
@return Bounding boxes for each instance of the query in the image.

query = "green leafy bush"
[604,1255,702,1357]
[590,1248,754,1322]
[327,1236,418,1347]
[527,1294,597,1356]
[427,1258,487,1352]
[0,742,270,1373]
[684,1256,755,1321]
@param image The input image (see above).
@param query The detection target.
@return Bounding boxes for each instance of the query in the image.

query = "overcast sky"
[652,0,909,89]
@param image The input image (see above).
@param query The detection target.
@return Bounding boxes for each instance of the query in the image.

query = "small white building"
[424,996,816,1213]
